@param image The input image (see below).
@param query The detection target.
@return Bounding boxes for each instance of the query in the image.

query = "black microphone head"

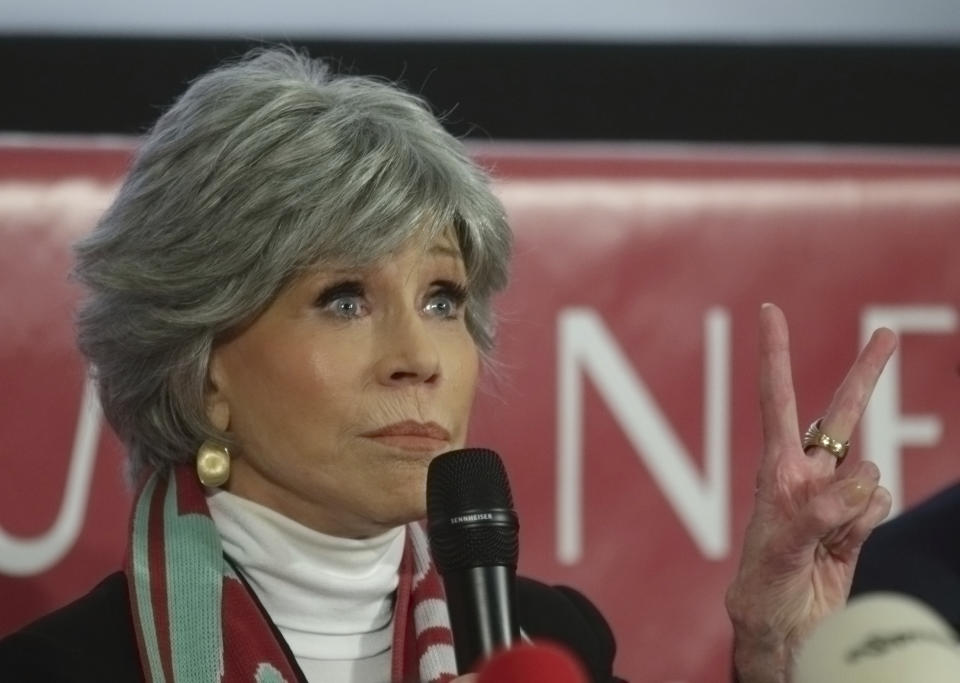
[427,448,519,574]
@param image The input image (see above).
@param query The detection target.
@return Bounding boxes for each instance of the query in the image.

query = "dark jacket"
[850,481,960,631]
[0,572,624,682]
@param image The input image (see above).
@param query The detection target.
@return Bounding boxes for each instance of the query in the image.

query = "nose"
[375,311,441,386]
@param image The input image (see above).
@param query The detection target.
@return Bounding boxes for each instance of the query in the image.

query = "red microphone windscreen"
[476,642,588,683]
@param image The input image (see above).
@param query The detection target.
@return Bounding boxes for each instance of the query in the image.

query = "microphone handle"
[442,565,520,673]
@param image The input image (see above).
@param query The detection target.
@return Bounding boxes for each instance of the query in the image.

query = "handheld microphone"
[792,592,960,682]
[426,449,520,673]
[477,642,588,683]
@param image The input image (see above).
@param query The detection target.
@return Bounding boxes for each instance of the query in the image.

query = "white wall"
[2,0,960,43]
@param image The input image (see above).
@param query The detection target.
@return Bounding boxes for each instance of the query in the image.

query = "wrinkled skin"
[726,304,898,682]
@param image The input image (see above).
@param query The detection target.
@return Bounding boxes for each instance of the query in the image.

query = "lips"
[362,420,452,452]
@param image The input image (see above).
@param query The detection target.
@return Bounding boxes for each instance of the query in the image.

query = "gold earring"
[196,440,231,488]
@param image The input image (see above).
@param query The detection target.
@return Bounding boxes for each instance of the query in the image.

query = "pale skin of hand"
[450,676,477,683]
[726,304,898,683]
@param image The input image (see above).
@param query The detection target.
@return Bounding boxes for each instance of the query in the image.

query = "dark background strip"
[3,36,960,144]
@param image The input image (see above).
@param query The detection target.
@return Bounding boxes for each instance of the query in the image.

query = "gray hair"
[74,47,512,480]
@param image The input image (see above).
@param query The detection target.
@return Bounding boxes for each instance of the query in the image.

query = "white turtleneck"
[207,490,406,683]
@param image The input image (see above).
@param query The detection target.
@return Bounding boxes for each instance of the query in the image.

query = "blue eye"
[425,295,456,318]
[424,282,468,319]
[330,296,365,318]
[316,281,367,319]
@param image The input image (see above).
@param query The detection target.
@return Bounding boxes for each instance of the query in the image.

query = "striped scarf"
[125,464,459,682]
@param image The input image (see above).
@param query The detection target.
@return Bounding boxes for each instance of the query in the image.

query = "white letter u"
[0,377,102,576]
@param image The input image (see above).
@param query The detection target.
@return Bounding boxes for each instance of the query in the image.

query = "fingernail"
[840,478,870,506]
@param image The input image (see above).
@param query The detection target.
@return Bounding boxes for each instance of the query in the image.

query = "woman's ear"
[205,350,231,432]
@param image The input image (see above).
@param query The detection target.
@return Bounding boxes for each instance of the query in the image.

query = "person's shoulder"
[851,481,960,629]
[858,481,960,560]
[0,572,142,682]
[875,481,960,538]
[517,576,625,683]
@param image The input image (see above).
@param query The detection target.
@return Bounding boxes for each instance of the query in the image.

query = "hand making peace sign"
[727,303,898,683]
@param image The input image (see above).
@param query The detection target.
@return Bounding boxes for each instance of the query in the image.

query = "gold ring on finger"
[802,418,850,462]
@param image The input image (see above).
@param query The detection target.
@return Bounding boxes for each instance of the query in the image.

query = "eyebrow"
[429,244,464,260]
[304,243,464,279]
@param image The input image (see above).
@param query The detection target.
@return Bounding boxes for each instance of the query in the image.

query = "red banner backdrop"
[2,138,960,682]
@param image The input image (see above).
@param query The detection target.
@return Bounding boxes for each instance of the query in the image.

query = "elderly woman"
[0,48,896,683]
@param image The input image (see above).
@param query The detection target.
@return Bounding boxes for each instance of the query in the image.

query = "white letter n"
[556,308,730,565]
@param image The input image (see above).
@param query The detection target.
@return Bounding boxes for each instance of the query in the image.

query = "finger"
[819,461,882,545]
[826,484,892,562]
[757,303,801,478]
[811,328,898,469]
[789,461,882,550]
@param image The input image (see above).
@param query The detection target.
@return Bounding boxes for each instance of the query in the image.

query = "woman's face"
[206,230,480,538]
